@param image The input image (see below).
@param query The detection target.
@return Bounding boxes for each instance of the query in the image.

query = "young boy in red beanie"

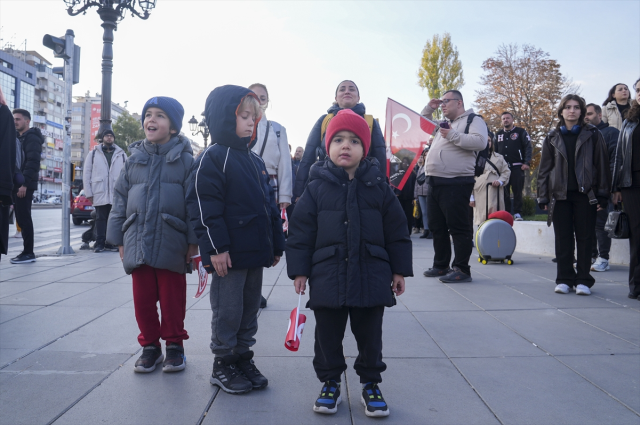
[286,109,413,417]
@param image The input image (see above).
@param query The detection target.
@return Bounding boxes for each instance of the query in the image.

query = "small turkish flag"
[285,293,307,351]
[192,255,208,298]
[281,208,289,232]
[385,98,437,190]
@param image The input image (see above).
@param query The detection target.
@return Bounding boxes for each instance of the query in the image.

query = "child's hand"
[294,276,307,295]
[186,244,199,264]
[210,252,232,277]
[392,274,405,296]
[118,246,124,261]
[272,256,281,267]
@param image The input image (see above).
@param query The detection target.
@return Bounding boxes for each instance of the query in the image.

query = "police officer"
[494,112,532,221]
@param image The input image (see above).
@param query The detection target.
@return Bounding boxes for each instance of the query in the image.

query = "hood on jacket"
[309,157,384,187]
[327,102,367,117]
[204,85,262,150]
[129,134,193,163]
[19,127,45,145]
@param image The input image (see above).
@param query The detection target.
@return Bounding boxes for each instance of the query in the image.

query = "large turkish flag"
[385,98,437,190]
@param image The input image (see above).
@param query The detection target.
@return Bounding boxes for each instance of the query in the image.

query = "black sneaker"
[163,343,186,372]
[105,243,119,252]
[361,382,389,417]
[439,266,472,283]
[423,267,451,277]
[419,230,430,239]
[236,351,268,389]
[313,380,341,414]
[93,243,105,253]
[10,252,36,264]
[260,295,267,308]
[210,354,252,394]
[134,345,163,373]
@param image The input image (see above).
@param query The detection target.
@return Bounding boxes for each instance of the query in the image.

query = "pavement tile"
[491,309,640,355]
[557,354,640,413]
[0,280,55,298]
[56,267,128,283]
[53,283,133,309]
[0,348,31,367]
[398,282,481,312]
[0,265,58,282]
[414,311,544,358]
[4,267,90,282]
[0,306,112,350]
[504,280,629,309]
[345,358,500,425]
[203,357,351,425]
[3,350,130,373]
[0,282,101,306]
[54,354,215,425]
[560,307,640,346]
[444,281,553,311]
[452,356,640,425]
[0,305,43,324]
[373,312,444,358]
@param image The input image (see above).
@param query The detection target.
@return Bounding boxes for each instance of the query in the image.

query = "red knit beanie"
[325,109,371,158]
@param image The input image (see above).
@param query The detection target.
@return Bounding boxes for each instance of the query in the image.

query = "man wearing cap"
[82,129,126,252]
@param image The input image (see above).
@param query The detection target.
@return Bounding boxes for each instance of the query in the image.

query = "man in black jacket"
[585,103,620,272]
[11,109,44,264]
[495,112,532,221]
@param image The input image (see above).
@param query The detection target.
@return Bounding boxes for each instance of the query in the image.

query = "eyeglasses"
[441,98,461,105]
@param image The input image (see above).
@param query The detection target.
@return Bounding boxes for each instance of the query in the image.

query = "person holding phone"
[420,91,487,283]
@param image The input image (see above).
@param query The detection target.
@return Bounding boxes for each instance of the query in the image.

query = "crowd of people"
[0,77,638,419]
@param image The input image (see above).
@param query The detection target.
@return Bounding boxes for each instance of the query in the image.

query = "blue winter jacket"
[186,85,285,272]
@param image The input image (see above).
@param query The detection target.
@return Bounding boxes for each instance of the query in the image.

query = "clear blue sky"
[1,1,638,146]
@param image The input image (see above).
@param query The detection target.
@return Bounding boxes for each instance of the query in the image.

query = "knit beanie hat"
[325,109,371,158]
[141,96,184,133]
[102,129,116,140]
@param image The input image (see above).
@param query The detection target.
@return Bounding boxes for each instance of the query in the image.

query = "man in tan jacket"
[420,90,487,282]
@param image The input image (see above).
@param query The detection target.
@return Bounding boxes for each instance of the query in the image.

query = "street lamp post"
[65,0,156,139]
[188,114,210,148]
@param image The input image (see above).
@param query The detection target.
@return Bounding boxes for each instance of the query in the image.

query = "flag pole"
[294,292,301,342]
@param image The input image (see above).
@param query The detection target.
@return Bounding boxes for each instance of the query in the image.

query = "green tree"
[112,110,145,153]
[417,32,465,119]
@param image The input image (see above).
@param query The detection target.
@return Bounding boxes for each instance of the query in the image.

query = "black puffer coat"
[18,127,44,191]
[286,158,413,309]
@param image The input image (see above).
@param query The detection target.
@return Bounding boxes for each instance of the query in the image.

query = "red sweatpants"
[132,265,189,347]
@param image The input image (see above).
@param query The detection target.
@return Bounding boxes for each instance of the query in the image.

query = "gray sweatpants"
[209,267,263,356]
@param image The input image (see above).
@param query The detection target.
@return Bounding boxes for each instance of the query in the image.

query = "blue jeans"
[417,195,428,230]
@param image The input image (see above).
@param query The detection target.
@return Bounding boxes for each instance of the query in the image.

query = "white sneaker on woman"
[554,284,570,294]
[591,257,610,272]
[576,284,591,296]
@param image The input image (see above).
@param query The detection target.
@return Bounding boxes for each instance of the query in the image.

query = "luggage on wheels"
[475,183,516,265]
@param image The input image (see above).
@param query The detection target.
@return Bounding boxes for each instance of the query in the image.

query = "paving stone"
[0,282,101,306]
[444,281,553,310]
[0,305,43,324]
[56,267,128,283]
[54,283,133,309]
[0,265,58,282]
[0,280,54,298]
[4,267,89,282]
[453,356,640,424]
[345,358,500,425]
[560,307,640,346]
[491,309,640,355]
[3,350,130,373]
[414,311,544,358]
[0,348,31,367]
[397,282,480,312]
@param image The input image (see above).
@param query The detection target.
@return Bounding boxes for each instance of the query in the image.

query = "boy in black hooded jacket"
[286,109,413,418]
[186,85,285,395]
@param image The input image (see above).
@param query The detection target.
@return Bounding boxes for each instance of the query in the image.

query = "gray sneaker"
[591,257,610,272]
[134,345,164,373]
[210,355,252,394]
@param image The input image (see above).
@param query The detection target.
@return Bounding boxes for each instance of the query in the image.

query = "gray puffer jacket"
[107,135,198,275]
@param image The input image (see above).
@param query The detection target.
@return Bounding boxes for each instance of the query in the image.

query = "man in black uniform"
[494,112,532,221]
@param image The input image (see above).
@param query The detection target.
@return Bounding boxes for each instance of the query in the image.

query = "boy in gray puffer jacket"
[107,96,199,374]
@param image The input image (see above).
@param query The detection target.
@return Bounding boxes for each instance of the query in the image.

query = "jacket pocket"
[161,213,187,234]
[309,245,341,308]
[227,213,260,252]
[365,243,393,307]
[312,245,337,264]
[122,213,138,233]
[365,244,390,262]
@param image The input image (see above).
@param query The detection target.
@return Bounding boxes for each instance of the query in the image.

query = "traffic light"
[43,31,80,85]
[43,35,69,59]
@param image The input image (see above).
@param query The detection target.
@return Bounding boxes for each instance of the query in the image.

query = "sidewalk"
[1,235,638,425]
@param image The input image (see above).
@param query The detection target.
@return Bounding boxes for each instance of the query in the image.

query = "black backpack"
[465,113,500,177]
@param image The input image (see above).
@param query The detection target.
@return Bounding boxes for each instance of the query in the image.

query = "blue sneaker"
[313,380,341,414]
[361,382,389,417]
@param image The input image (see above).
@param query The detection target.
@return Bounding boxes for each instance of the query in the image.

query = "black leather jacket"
[611,120,638,191]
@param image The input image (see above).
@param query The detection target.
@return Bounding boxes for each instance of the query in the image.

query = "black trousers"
[95,204,112,246]
[399,199,414,234]
[552,191,597,288]
[504,166,525,215]
[621,188,640,297]
[14,189,35,254]
[427,183,474,275]
[591,203,612,260]
[313,306,386,384]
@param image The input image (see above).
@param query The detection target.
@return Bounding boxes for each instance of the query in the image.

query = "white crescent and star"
[392,113,412,139]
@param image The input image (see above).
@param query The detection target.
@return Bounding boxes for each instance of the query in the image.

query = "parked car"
[44,196,61,204]
[71,190,94,225]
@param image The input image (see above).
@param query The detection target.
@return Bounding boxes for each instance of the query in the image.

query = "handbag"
[604,205,629,239]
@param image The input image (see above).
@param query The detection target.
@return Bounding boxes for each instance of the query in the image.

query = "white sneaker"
[554,284,570,294]
[576,284,591,295]
[591,257,610,272]
[514,214,524,221]
[12,231,22,238]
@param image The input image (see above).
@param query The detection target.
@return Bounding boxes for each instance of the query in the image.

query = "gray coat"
[107,135,198,275]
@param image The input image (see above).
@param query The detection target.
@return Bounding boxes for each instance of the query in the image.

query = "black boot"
[419,229,429,239]
[236,351,268,389]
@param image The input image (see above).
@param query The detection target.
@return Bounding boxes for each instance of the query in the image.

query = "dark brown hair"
[624,78,640,124]
[586,103,602,114]
[12,108,31,120]
[602,83,629,106]
[556,94,587,130]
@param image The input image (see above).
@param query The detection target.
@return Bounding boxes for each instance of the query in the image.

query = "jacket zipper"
[248,149,274,262]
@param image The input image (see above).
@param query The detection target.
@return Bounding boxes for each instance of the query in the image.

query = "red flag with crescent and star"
[385,98,438,190]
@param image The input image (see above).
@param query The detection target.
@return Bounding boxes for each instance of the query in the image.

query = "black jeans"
[313,306,386,384]
[591,203,612,260]
[427,183,474,275]
[504,166,524,215]
[95,204,112,246]
[621,188,640,296]
[14,189,35,255]
[552,191,596,288]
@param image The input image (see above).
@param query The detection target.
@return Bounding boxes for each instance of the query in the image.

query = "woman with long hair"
[537,95,610,296]
[612,78,640,300]
[602,83,633,130]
